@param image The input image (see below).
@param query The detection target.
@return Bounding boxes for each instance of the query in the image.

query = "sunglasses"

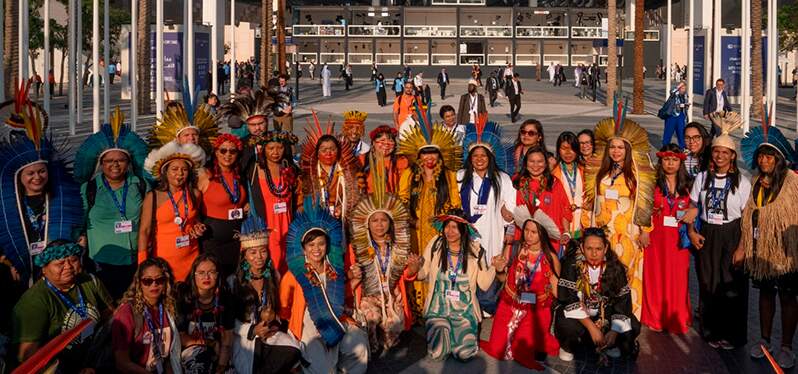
[141,276,166,286]
[217,148,239,155]
[519,130,539,137]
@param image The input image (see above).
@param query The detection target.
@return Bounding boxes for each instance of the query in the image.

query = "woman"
[552,131,584,236]
[176,254,235,373]
[249,131,300,276]
[641,144,693,334]
[684,122,712,178]
[515,146,572,251]
[582,115,656,319]
[508,119,546,178]
[341,110,370,163]
[229,214,301,374]
[481,207,561,369]
[688,112,750,349]
[112,257,183,373]
[577,129,595,165]
[375,73,387,107]
[198,134,247,278]
[139,142,207,281]
[363,125,406,194]
[348,154,422,353]
[416,212,503,361]
[76,113,149,300]
[554,228,640,362]
[279,199,369,374]
[12,240,114,372]
[660,82,689,149]
[735,124,797,368]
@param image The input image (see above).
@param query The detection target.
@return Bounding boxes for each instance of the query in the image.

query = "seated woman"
[554,227,641,362]
[416,211,503,362]
[228,214,301,374]
[112,257,182,373]
[279,198,369,374]
[176,254,235,373]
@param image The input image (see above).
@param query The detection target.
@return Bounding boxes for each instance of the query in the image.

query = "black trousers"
[253,343,302,374]
[488,89,497,106]
[377,89,387,106]
[554,314,641,355]
[510,96,521,120]
[440,84,446,99]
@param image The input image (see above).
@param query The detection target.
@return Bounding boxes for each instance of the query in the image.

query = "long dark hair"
[156,159,198,209]
[518,220,559,277]
[655,144,691,197]
[704,147,741,193]
[459,145,502,204]
[230,250,279,323]
[580,228,627,296]
[515,119,546,152]
[121,257,178,316]
[515,146,554,191]
[433,214,480,275]
[753,145,789,198]
[409,148,452,219]
[685,122,711,172]
[555,131,580,164]
[596,139,636,195]
[315,135,342,162]
[178,254,223,307]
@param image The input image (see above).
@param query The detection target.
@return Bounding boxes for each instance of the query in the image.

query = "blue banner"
[720,36,742,96]
[149,31,212,94]
[693,35,705,96]
[195,33,210,92]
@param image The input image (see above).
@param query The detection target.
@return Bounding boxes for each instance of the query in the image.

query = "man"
[274,74,295,132]
[344,64,353,90]
[457,79,487,126]
[503,62,514,88]
[309,60,316,80]
[486,71,499,107]
[554,64,563,86]
[48,69,55,96]
[370,62,378,81]
[413,72,424,93]
[392,72,405,97]
[107,61,116,85]
[393,81,420,134]
[439,105,465,141]
[507,73,523,123]
[321,64,332,97]
[547,62,556,82]
[437,68,449,100]
[702,78,732,136]
[268,70,280,88]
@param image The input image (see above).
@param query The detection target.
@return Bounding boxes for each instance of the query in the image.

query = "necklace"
[219,172,241,204]
[264,164,291,198]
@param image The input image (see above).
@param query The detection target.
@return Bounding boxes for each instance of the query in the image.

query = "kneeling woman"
[229,215,301,374]
[554,228,641,362]
[416,211,503,361]
[279,199,369,374]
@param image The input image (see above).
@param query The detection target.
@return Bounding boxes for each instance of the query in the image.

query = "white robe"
[322,67,332,97]
[547,64,556,82]
[456,170,517,260]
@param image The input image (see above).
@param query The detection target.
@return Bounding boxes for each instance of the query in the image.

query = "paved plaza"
[36,76,798,374]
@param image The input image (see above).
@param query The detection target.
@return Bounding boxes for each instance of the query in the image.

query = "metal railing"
[487,54,513,65]
[570,54,594,66]
[403,53,430,65]
[571,26,604,39]
[348,53,374,65]
[543,54,569,66]
[292,25,345,37]
[515,26,569,38]
[403,25,457,38]
[319,52,345,64]
[431,0,485,4]
[515,54,539,66]
[431,53,457,65]
[375,53,401,65]
[347,25,401,37]
[459,25,513,38]
[297,53,318,64]
[459,53,485,65]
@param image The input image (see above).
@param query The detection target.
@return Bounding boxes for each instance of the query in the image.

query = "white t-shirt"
[715,89,725,113]
[689,171,751,224]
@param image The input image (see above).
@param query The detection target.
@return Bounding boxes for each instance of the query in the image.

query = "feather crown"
[237,212,270,250]
[398,100,463,170]
[143,141,206,180]
[709,111,743,152]
[463,113,509,172]
[300,111,358,172]
[0,81,49,141]
[73,107,149,183]
[150,98,220,154]
[741,103,795,167]
[219,87,290,125]
[343,110,368,128]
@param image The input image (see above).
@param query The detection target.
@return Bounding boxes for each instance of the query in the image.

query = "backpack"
[657,96,674,120]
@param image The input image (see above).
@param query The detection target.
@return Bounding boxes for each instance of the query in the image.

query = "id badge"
[663,216,679,228]
[29,241,46,255]
[605,189,619,200]
[228,208,244,220]
[473,204,487,215]
[273,202,288,214]
[520,292,537,304]
[753,227,760,240]
[445,290,460,301]
[142,331,153,345]
[115,220,133,234]
[708,212,724,225]
[713,179,727,189]
[329,206,336,216]
[544,195,552,205]
[176,235,191,249]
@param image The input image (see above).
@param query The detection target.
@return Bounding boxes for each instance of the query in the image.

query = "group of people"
[0,69,796,374]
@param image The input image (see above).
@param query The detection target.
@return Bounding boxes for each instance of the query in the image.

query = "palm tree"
[4,0,19,97]
[606,0,617,105]
[751,0,763,119]
[632,0,645,114]
[259,0,272,86]
[137,0,151,114]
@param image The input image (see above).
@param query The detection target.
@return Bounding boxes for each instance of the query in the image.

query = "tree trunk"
[751,0,763,119]
[632,0,645,114]
[606,0,617,105]
[260,0,272,86]
[4,0,18,96]
[137,0,151,114]
[59,50,66,96]
[29,52,38,76]
[276,0,286,75]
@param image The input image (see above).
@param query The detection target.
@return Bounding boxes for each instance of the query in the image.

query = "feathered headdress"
[741,104,794,168]
[0,81,49,141]
[350,153,410,297]
[219,87,290,128]
[285,197,347,347]
[299,111,359,205]
[150,82,220,154]
[143,141,206,180]
[709,111,743,152]
[398,100,463,170]
[237,212,270,250]
[73,107,149,184]
[512,204,561,241]
[0,96,82,283]
[462,113,509,172]
[583,106,656,227]
[431,213,480,238]
[342,110,367,131]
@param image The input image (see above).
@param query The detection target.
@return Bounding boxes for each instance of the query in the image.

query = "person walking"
[547,62,555,83]
[309,60,316,80]
[659,82,690,149]
[321,64,332,97]
[487,71,499,107]
[344,64,353,90]
[392,71,405,97]
[48,69,55,96]
[457,79,487,126]
[437,68,449,100]
[702,79,732,136]
[370,62,378,81]
[507,73,523,123]
[503,62,514,87]
[375,73,387,107]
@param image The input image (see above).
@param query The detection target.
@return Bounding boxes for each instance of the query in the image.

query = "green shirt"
[81,174,146,265]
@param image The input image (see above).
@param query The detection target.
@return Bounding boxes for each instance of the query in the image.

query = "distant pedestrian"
[486,72,499,107]
[508,73,523,122]
[658,82,689,148]
[437,68,449,100]
[371,62,378,81]
[457,79,487,125]
[47,69,55,96]
[321,63,331,97]
[503,62,514,87]
[344,64,353,90]
[392,72,404,97]
[107,62,116,85]
[309,60,316,80]
[547,63,555,82]
[375,73,387,107]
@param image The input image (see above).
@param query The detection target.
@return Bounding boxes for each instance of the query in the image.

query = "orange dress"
[258,171,293,275]
[152,190,200,281]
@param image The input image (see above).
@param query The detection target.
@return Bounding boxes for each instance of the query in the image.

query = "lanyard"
[143,303,165,359]
[101,176,129,219]
[560,162,578,200]
[166,188,189,232]
[523,252,543,290]
[706,177,731,211]
[447,249,463,288]
[24,197,45,239]
[462,175,491,223]
[45,279,89,320]
[663,182,677,212]
[372,240,391,278]
[609,164,623,186]
[321,163,337,205]
[219,173,241,204]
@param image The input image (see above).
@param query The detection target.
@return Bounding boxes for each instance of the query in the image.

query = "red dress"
[481,250,559,369]
[515,176,572,250]
[258,170,294,275]
[641,186,692,334]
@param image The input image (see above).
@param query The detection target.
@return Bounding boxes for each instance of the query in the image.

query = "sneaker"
[777,347,796,369]
[558,348,574,362]
[750,339,771,359]
[606,347,622,358]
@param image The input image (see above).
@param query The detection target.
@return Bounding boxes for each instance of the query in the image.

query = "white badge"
[753,227,760,240]
[273,202,288,214]
[176,235,191,249]
[114,220,133,234]
[663,216,679,228]
[227,208,243,220]
[473,204,487,215]
[605,189,619,200]
[445,290,461,301]
[29,241,47,255]
[173,216,183,226]
[520,292,537,304]
[329,206,336,216]
[708,212,725,225]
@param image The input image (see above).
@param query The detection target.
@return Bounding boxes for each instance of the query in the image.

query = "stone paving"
[36,76,797,374]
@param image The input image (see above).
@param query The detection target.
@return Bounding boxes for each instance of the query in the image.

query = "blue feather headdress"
[73,107,149,184]
[742,102,795,168]
[237,211,270,250]
[462,113,509,172]
[0,97,82,284]
[285,196,346,346]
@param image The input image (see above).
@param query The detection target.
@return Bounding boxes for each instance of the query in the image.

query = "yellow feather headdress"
[150,102,219,154]
[397,123,463,171]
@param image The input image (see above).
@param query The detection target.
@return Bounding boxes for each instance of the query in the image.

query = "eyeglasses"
[217,148,239,155]
[685,136,703,143]
[195,270,219,278]
[141,276,166,286]
[519,130,539,137]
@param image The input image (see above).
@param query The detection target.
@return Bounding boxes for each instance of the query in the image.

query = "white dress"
[456,170,517,260]
[322,67,332,97]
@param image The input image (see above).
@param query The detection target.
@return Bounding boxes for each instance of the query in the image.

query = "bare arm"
[17,342,39,363]
[137,191,154,258]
